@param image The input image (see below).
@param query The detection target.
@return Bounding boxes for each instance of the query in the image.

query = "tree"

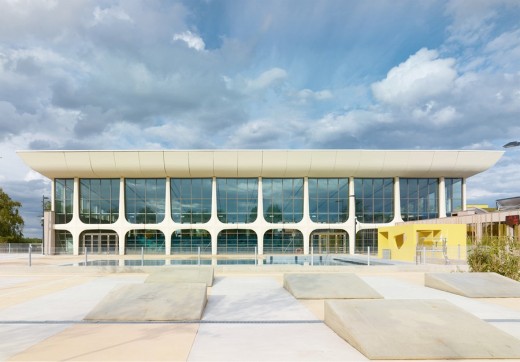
[0,188,24,242]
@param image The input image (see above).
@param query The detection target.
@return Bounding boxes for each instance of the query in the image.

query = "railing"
[0,243,42,254]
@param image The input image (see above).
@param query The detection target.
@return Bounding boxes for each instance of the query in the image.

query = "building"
[17,149,503,256]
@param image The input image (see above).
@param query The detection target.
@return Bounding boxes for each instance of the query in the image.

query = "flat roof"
[16,149,504,178]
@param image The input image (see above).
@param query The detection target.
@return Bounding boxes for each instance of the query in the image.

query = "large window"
[171,179,212,224]
[355,228,378,255]
[172,229,211,254]
[125,179,166,224]
[216,178,258,223]
[400,178,438,221]
[445,178,463,216]
[55,179,74,224]
[354,178,394,223]
[308,178,348,223]
[54,230,73,254]
[263,229,303,254]
[263,178,303,223]
[217,229,257,254]
[125,229,165,254]
[80,179,119,224]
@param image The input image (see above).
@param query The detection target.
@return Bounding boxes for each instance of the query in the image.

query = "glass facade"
[355,228,378,254]
[263,178,303,223]
[445,178,463,216]
[311,230,348,253]
[80,179,119,224]
[171,178,212,224]
[125,179,166,224]
[308,178,349,223]
[354,178,394,223]
[216,178,258,223]
[55,179,74,224]
[400,178,438,221]
[54,230,73,254]
[217,229,257,254]
[263,229,303,254]
[125,229,165,253]
[172,229,211,254]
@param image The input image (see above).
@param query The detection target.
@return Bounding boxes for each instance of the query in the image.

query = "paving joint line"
[0,319,324,325]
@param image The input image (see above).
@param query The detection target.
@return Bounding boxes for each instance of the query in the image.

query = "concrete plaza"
[1,254,520,361]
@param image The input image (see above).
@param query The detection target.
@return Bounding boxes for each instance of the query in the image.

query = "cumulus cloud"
[244,67,287,92]
[371,48,457,106]
[173,30,206,51]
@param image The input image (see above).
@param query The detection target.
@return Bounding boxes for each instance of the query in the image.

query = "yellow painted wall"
[378,224,467,263]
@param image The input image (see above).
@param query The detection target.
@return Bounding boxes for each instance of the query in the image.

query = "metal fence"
[0,243,42,254]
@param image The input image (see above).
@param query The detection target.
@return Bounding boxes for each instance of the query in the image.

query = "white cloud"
[245,68,287,92]
[371,48,457,106]
[293,88,333,103]
[92,6,133,25]
[173,31,206,51]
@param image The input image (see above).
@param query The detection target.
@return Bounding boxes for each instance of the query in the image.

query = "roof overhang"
[16,149,504,179]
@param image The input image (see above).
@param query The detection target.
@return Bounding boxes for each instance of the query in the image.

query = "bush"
[467,237,520,281]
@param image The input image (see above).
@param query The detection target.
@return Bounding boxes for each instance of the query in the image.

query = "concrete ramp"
[145,266,214,286]
[325,299,520,360]
[85,283,207,321]
[284,273,382,299]
[425,272,520,297]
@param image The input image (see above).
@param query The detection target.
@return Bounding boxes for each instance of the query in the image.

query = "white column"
[211,177,218,255]
[164,177,172,255]
[393,177,402,222]
[462,178,467,211]
[348,177,356,254]
[302,177,310,254]
[51,179,55,211]
[72,178,80,255]
[257,177,264,255]
[118,177,126,255]
[439,177,446,218]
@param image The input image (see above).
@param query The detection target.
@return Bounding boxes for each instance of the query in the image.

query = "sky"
[1,0,520,238]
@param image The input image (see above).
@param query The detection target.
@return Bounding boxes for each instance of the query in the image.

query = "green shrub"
[467,237,520,281]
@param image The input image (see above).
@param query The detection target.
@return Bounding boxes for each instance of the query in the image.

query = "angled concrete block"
[325,299,520,360]
[146,266,214,286]
[284,273,382,299]
[425,272,520,297]
[85,283,207,321]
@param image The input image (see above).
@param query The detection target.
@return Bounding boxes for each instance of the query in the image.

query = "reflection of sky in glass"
[400,178,438,221]
[216,179,258,224]
[309,178,348,223]
[263,178,303,223]
[355,178,394,223]
[125,179,166,223]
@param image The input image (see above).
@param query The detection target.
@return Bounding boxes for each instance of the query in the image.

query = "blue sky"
[1,0,520,237]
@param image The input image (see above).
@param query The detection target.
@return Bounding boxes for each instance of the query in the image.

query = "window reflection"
[445,178,462,216]
[216,179,258,223]
[80,179,119,224]
[55,179,73,224]
[171,179,212,223]
[172,229,211,254]
[354,178,394,223]
[400,178,438,221]
[125,179,166,224]
[308,178,348,223]
[263,178,303,223]
[263,229,303,254]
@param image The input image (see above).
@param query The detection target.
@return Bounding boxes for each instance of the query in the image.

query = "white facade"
[18,149,503,256]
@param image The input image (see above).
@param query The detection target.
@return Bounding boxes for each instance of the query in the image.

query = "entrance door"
[82,232,118,254]
[312,232,347,253]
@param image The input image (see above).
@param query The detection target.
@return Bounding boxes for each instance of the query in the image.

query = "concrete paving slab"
[9,324,198,361]
[204,276,317,321]
[284,273,382,299]
[85,282,207,321]
[425,272,520,297]
[325,299,520,360]
[145,266,214,286]
[189,323,368,361]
